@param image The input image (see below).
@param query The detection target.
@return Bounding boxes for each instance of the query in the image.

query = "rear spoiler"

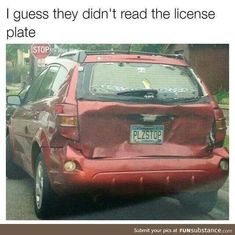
[58,50,186,64]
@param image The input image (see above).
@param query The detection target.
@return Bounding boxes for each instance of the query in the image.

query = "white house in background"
[17,49,30,66]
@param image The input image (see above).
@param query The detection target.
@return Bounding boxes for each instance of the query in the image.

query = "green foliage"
[57,44,166,53]
[58,44,113,51]
[6,44,30,62]
[6,64,29,84]
[224,136,229,149]
[6,86,21,95]
[131,44,166,53]
[215,90,229,105]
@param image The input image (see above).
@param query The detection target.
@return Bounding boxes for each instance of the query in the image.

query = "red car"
[6,51,228,219]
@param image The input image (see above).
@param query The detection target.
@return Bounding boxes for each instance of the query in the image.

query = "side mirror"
[7,95,21,106]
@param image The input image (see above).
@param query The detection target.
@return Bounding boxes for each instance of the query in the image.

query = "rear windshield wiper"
[116,89,158,98]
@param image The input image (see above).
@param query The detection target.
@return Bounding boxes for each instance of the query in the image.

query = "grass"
[6,83,21,96]
[224,135,229,149]
[6,89,20,96]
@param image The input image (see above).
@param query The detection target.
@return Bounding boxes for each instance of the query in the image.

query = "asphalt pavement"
[6,177,229,220]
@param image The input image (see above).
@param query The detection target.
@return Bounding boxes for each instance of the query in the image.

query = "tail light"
[215,118,227,131]
[55,103,79,140]
[212,108,227,147]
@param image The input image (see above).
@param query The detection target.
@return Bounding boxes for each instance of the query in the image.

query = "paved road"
[6,178,229,220]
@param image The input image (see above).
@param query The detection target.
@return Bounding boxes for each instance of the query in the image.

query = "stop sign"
[31,44,51,59]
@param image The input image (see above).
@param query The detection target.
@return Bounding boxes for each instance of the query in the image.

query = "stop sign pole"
[31,44,51,59]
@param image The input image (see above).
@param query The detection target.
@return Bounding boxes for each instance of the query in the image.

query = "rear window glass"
[78,62,206,104]
[89,63,199,99]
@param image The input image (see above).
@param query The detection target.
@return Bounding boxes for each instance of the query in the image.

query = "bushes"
[6,64,29,85]
[215,90,229,105]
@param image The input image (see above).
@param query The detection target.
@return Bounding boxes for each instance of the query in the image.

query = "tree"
[131,44,166,53]
[6,44,30,64]
[56,44,166,53]
[6,45,30,85]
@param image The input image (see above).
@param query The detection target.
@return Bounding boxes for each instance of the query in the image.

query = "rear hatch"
[77,61,214,159]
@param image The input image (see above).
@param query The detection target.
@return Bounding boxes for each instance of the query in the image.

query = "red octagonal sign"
[31,44,51,59]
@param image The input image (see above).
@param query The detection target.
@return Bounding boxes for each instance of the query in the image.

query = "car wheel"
[34,153,58,219]
[178,191,218,214]
[6,135,27,179]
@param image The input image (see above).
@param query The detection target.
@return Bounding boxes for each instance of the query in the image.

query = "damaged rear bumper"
[47,146,229,196]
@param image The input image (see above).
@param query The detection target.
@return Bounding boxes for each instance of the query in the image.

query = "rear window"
[79,62,205,104]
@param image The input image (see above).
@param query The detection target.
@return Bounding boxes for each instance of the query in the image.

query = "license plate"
[130,125,164,144]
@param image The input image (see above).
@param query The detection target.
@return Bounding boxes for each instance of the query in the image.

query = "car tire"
[6,135,27,179]
[178,191,218,214]
[33,153,58,219]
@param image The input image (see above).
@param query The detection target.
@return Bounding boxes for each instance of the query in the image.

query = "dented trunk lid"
[77,101,214,159]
